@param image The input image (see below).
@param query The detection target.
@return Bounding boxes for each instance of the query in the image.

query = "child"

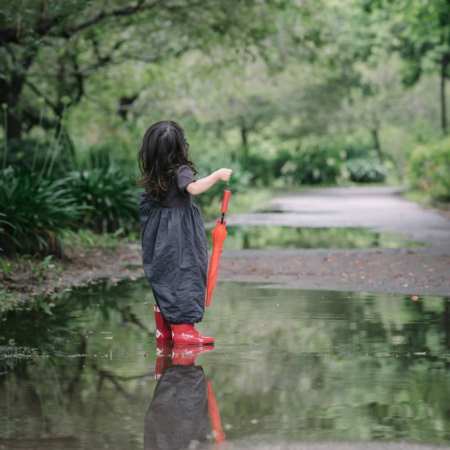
[138,120,232,346]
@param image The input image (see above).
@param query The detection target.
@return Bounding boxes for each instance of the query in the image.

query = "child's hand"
[216,168,233,182]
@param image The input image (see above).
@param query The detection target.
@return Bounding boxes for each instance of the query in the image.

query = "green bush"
[345,158,386,183]
[0,168,82,256]
[240,152,274,186]
[275,140,346,185]
[65,168,139,233]
[408,138,450,201]
[244,134,386,186]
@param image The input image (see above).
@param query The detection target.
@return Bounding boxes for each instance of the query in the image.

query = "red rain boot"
[171,324,215,347]
[154,305,172,345]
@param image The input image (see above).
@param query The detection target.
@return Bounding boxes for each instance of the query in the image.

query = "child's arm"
[186,168,232,196]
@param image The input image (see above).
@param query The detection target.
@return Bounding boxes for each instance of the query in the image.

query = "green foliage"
[61,229,124,250]
[1,138,75,177]
[345,157,386,183]
[0,168,82,256]
[408,138,450,201]
[65,168,139,233]
[292,140,345,184]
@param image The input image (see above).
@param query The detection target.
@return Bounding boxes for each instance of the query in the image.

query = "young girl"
[138,121,232,347]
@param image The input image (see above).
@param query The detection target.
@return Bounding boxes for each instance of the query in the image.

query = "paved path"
[229,187,450,253]
[220,187,450,296]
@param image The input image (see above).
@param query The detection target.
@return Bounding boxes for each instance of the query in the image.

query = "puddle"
[209,226,424,250]
[1,280,449,449]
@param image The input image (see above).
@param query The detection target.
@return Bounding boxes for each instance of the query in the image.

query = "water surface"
[208,226,424,250]
[0,280,449,449]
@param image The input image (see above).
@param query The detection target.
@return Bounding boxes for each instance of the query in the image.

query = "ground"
[2,186,450,299]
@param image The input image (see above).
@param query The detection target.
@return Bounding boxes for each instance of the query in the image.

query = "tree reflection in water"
[0,280,449,449]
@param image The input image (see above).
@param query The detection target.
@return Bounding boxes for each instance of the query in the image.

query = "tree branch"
[57,0,161,38]
[0,0,161,45]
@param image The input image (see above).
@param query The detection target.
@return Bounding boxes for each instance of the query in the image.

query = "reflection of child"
[145,348,225,450]
[138,121,232,346]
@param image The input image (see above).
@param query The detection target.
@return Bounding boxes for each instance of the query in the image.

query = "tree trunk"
[440,58,448,135]
[0,46,37,141]
[370,127,383,163]
[5,110,22,141]
[239,118,249,163]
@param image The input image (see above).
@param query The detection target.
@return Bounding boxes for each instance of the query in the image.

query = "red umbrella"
[205,189,232,307]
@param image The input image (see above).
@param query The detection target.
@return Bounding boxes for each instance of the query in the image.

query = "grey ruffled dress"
[139,165,208,324]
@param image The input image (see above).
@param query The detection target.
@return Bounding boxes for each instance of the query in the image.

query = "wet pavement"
[228,187,450,253]
[1,279,449,449]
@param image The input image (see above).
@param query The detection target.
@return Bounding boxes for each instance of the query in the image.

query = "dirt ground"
[2,187,450,299]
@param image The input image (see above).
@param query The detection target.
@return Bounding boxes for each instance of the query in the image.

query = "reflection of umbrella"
[205,189,232,307]
[207,380,225,444]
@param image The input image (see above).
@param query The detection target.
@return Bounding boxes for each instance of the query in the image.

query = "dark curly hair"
[138,120,197,200]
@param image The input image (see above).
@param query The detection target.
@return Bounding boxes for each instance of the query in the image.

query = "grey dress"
[139,165,208,324]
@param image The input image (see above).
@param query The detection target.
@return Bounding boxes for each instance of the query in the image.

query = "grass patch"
[0,288,23,313]
[404,190,450,212]
[61,229,129,250]
[0,255,64,282]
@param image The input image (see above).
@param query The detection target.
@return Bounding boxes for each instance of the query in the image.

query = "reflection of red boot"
[154,344,172,380]
[171,324,215,347]
[154,305,172,345]
[172,345,215,366]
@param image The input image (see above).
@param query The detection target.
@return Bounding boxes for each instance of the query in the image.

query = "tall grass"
[0,168,82,256]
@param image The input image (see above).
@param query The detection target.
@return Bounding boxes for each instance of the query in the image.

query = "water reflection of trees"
[0,281,155,447]
[223,227,421,250]
[204,285,450,444]
[0,281,449,447]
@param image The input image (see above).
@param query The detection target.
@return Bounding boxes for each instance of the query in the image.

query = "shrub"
[1,137,75,177]
[275,140,346,185]
[408,138,450,201]
[0,168,82,256]
[240,153,274,186]
[65,168,139,233]
[345,158,386,183]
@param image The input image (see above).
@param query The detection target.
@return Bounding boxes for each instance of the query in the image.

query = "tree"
[0,0,277,143]
[364,0,450,134]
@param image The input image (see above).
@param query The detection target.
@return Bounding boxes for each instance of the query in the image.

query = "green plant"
[61,229,123,250]
[65,168,139,233]
[31,255,60,281]
[0,257,13,277]
[0,168,82,256]
[290,140,345,185]
[1,137,75,177]
[345,158,386,183]
[408,138,450,201]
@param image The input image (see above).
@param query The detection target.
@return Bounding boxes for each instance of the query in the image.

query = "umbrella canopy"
[205,189,232,307]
